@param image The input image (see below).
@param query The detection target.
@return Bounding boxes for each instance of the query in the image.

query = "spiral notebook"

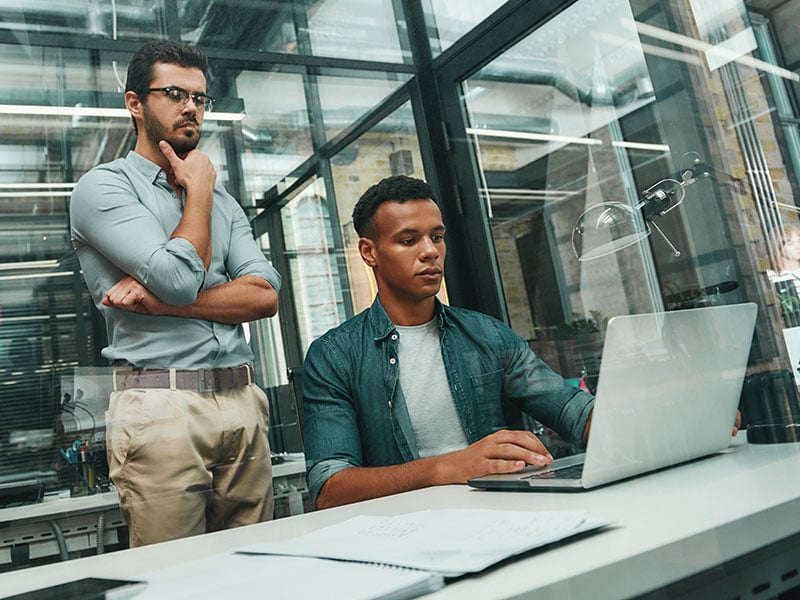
[134,553,444,600]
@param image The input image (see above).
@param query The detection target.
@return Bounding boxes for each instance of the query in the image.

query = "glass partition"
[317,72,412,141]
[0,1,166,40]
[304,0,407,62]
[423,0,507,55]
[458,0,799,430]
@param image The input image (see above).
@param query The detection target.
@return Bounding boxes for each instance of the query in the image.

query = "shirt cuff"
[559,391,595,449]
[306,458,356,507]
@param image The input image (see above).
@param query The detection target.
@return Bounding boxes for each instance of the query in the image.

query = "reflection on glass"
[305,0,407,62]
[317,73,412,141]
[423,0,506,55]
[180,0,297,52]
[0,1,164,39]
[458,0,800,425]
[282,178,348,354]
[236,71,313,204]
[462,0,660,388]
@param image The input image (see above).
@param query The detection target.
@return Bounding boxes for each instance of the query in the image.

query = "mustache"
[174,117,199,129]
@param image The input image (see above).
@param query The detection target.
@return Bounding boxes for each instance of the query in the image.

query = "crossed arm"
[102,273,277,324]
[100,142,278,323]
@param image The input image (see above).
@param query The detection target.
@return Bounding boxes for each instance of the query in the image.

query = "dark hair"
[125,40,209,132]
[352,175,436,239]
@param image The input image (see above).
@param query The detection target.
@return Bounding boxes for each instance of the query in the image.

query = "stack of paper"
[131,508,606,600]
[237,508,607,577]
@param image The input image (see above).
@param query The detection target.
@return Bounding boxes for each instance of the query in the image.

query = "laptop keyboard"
[523,462,585,480]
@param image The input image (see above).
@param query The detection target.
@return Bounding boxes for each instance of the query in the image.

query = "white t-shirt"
[396,318,469,458]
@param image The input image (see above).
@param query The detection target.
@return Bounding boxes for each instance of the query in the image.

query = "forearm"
[164,275,278,324]
[316,457,447,510]
[171,187,213,269]
[314,429,554,509]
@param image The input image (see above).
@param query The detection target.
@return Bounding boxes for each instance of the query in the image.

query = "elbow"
[315,481,342,510]
[256,285,279,319]
[156,283,201,306]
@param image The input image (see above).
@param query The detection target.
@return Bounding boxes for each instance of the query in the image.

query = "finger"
[482,458,528,475]
[486,441,552,467]
[490,429,551,457]
[159,140,180,166]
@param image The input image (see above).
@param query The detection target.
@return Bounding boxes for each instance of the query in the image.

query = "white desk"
[0,458,307,570]
[1,437,799,599]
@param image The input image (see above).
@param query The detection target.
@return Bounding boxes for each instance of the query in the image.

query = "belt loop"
[246,364,252,386]
[169,368,177,391]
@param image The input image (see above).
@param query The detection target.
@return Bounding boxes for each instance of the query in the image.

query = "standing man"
[302,175,594,509]
[70,40,281,546]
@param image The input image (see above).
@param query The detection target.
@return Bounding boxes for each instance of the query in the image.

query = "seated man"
[302,175,595,509]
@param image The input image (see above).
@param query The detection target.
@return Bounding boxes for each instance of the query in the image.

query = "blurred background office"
[1,0,800,570]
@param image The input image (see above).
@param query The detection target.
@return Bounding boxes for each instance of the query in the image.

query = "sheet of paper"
[238,509,608,577]
[133,552,443,600]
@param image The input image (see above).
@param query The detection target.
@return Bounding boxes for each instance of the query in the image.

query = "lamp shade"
[572,202,650,261]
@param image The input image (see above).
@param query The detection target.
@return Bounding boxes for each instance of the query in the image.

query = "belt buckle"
[197,368,217,393]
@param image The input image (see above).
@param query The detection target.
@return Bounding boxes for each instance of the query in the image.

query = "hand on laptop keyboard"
[435,429,553,484]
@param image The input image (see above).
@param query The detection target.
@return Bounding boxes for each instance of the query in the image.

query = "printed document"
[238,508,608,577]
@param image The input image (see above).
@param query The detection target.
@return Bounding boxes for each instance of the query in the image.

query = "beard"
[142,104,201,155]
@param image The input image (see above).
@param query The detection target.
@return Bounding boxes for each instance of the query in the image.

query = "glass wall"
[456,0,800,436]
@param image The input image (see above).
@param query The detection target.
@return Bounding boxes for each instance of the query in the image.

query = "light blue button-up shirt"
[70,151,281,369]
[302,296,595,504]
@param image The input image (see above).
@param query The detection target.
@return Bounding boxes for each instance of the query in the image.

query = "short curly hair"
[352,175,436,239]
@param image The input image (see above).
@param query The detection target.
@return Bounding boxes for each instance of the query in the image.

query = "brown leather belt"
[114,365,252,393]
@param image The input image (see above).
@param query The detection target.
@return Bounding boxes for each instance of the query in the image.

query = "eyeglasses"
[146,86,215,112]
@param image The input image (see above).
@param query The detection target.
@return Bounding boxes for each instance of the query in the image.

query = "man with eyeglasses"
[70,40,281,546]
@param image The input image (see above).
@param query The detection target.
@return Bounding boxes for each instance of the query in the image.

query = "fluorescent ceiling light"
[0,104,245,121]
[0,191,72,198]
[634,21,799,82]
[0,271,74,282]
[611,140,670,152]
[0,182,75,189]
[0,259,59,271]
[465,127,603,146]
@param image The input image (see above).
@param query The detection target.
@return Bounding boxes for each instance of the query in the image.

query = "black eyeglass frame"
[146,86,216,112]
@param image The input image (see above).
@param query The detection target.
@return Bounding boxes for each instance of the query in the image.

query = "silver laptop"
[468,302,757,492]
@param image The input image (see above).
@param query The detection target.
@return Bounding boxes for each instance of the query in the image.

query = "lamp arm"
[647,219,681,258]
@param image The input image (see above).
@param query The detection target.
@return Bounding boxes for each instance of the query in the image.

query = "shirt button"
[389,357,397,365]
[391,334,398,341]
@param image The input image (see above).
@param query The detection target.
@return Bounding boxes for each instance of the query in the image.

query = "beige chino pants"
[105,383,274,547]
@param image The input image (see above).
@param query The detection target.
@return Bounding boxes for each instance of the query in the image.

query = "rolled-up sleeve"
[71,167,205,305]
[225,201,281,292]
[302,336,362,505]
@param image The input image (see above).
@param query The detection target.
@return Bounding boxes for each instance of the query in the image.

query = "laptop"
[468,302,757,492]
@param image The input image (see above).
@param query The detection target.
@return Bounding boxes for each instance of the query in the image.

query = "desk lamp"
[571,154,721,261]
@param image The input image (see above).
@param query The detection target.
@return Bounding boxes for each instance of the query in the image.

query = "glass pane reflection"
[305,0,407,62]
[423,0,506,55]
[0,1,164,39]
[317,73,411,141]
[235,71,313,203]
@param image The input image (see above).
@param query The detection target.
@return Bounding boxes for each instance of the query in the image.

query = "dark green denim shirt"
[302,296,595,504]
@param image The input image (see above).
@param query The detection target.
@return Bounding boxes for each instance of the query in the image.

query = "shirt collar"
[367,295,448,341]
[125,150,166,185]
